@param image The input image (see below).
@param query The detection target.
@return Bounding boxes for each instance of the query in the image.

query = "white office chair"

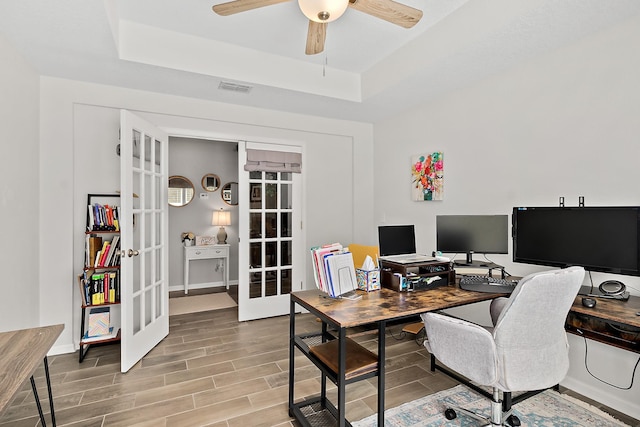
[421,266,585,426]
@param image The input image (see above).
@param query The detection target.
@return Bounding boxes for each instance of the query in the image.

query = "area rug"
[169,292,237,315]
[353,385,629,427]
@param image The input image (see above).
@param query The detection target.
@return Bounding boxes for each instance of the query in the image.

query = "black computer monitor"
[378,225,416,256]
[436,215,509,266]
[512,206,640,276]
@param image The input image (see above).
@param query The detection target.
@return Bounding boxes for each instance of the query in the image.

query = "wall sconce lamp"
[212,209,231,244]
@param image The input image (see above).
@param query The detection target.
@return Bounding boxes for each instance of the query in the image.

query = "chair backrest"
[347,244,379,269]
[492,266,585,391]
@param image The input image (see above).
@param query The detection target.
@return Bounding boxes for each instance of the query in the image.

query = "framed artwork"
[195,235,215,246]
[411,152,444,201]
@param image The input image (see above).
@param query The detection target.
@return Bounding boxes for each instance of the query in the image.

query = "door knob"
[128,249,140,257]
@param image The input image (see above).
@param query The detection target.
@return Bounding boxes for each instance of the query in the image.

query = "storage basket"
[356,268,380,291]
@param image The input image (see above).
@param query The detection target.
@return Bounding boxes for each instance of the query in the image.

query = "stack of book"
[310,243,359,299]
[80,272,120,306]
[87,203,119,231]
[85,235,121,268]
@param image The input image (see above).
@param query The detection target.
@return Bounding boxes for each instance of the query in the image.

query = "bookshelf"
[78,194,122,362]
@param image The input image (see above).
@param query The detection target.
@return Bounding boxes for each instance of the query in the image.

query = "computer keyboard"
[458,275,518,294]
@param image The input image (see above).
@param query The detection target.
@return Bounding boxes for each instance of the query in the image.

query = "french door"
[119,110,169,372]
[238,142,303,321]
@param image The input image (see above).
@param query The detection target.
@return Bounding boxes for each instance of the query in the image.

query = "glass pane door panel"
[281,241,292,266]
[265,242,277,268]
[132,130,141,170]
[250,183,262,209]
[144,212,152,248]
[265,184,277,209]
[144,174,152,209]
[281,183,292,209]
[250,242,262,268]
[145,290,152,326]
[250,213,262,238]
[133,295,141,334]
[154,176,161,209]
[153,139,161,173]
[265,172,277,181]
[281,212,291,237]
[265,271,277,297]
[281,269,292,294]
[265,213,277,238]
[250,271,262,299]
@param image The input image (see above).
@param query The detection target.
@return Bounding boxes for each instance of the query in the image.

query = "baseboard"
[169,281,227,292]
[562,377,640,420]
[50,343,75,356]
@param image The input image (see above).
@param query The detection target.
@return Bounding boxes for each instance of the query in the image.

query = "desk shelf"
[293,333,379,385]
[379,259,454,292]
[566,294,640,354]
[290,397,353,427]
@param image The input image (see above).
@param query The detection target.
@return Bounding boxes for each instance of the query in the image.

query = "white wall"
[38,77,374,353]
[373,14,640,418]
[0,34,40,332]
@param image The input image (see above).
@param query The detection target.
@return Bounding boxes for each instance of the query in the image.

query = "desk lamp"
[212,209,231,244]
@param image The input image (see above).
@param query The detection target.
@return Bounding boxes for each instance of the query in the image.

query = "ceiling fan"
[212,0,423,55]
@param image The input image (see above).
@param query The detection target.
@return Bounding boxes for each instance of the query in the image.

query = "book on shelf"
[87,203,119,231]
[104,235,120,267]
[87,236,102,267]
[88,306,110,337]
[82,327,118,343]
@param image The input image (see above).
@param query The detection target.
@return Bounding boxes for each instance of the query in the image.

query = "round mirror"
[201,173,221,192]
[221,182,238,206]
[168,176,195,207]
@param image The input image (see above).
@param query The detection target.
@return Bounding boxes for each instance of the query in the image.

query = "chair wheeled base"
[443,387,521,426]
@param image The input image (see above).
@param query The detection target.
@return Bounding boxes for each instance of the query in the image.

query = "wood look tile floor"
[2,287,638,427]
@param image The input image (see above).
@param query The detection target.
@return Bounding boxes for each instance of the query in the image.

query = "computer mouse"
[581,297,596,308]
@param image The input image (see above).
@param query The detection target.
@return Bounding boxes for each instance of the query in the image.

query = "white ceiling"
[1,0,639,123]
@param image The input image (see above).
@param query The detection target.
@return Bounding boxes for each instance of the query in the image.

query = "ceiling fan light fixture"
[298,0,348,22]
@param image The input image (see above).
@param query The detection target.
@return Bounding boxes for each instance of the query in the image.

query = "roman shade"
[244,149,301,173]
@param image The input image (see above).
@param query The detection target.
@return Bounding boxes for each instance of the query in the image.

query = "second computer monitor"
[436,215,508,266]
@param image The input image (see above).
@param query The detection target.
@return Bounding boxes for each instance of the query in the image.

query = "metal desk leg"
[29,356,56,427]
[30,375,47,427]
[338,327,346,427]
[44,357,56,426]
[288,299,295,416]
[378,320,386,427]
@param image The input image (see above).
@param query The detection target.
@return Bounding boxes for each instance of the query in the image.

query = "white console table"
[183,244,230,294]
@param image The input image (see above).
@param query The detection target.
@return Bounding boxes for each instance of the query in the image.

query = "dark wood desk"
[0,324,64,426]
[288,287,500,427]
[566,294,640,353]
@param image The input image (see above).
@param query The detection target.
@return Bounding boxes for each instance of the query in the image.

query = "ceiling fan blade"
[348,0,422,28]
[212,0,290,16]
[305,21,327,55]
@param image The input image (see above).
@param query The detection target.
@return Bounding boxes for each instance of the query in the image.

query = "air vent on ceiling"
[218,81,253,94]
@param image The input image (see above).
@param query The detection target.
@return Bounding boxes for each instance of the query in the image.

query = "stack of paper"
[310,243,358,298]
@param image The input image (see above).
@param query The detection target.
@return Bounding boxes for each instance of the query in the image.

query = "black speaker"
[599,280,626,296]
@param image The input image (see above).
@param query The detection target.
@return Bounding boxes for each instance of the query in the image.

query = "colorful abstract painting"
[411,152,443,201]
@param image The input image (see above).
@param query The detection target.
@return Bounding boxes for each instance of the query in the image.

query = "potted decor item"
[181,232,195,246]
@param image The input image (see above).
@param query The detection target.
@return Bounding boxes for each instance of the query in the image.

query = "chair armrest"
[421,312,499,386]
[490,297,510,326]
